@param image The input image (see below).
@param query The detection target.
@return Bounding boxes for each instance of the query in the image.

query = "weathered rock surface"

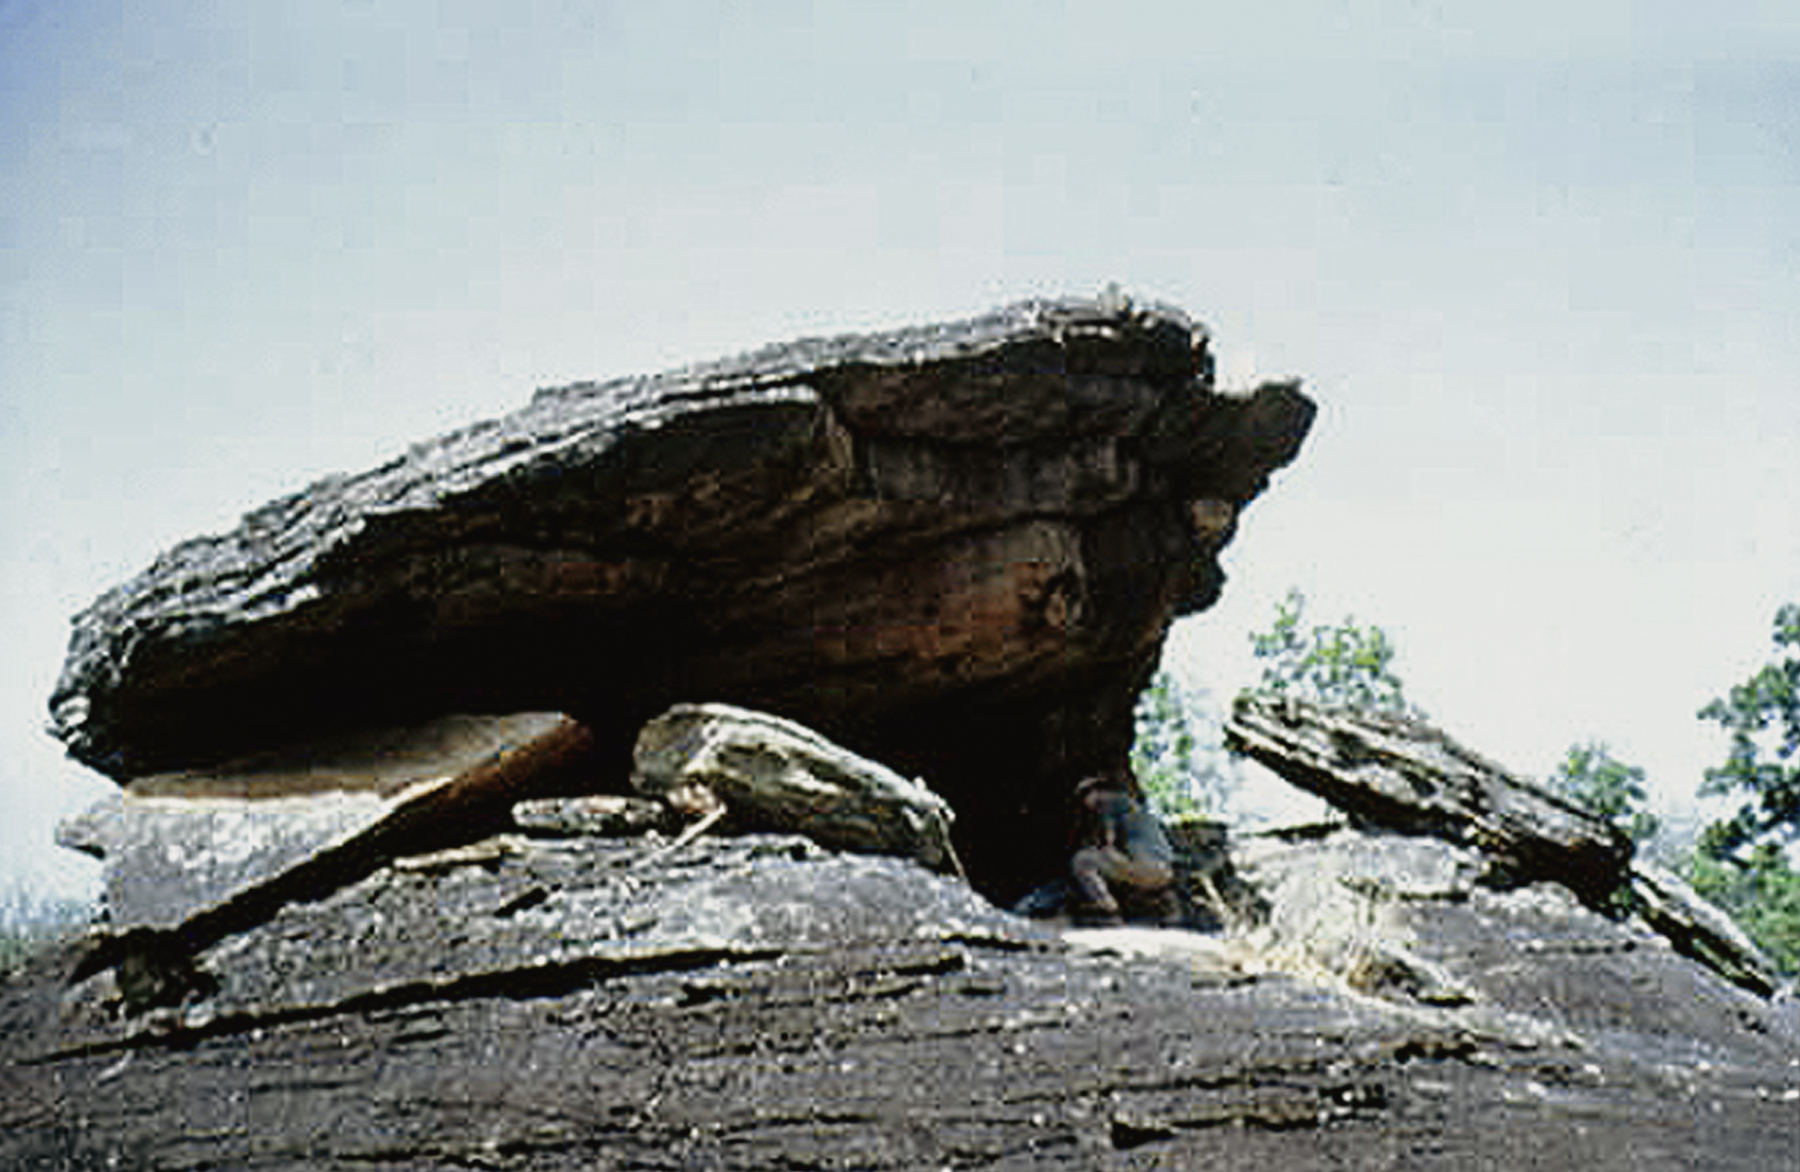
[4,830,1796,1170]
[1629,860,1783,998]
[633,702,962,876]
[55,714,595,938]
[1224,694,1784,997]
[51,297,1314,898]
[61,701,979,961]
[1227,824,1798,1061]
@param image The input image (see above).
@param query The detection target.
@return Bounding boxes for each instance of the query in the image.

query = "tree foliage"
[1247,588,1417,715]
[1696,603,1800,855]
[1685,844,1800,977]
[1685,602,1800,975]
[1551,741,1659,846]
[1131,668,1236,819]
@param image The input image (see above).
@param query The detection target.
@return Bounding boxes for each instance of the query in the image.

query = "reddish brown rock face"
[49,298,1314,898]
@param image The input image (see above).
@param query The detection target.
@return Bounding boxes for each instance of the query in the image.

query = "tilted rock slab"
[58,713,595,938]
[632,702,961,876]
[50,297,1313,896]
[1226,694,1633,905]
[1225,693,1782,995]
[1629,860,1782,998]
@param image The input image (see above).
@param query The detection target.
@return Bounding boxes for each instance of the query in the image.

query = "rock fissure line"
[34,944,785,1064]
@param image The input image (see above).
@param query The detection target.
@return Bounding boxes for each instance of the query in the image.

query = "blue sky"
[4,1,1798,896]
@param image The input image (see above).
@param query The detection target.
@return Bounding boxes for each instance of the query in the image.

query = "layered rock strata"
[50,297,1314,897]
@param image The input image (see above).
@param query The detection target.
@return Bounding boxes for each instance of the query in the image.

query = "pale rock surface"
[58,713,593,935]
[632,702,962,876]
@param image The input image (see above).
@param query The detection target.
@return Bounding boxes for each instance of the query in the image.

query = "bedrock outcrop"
[49,297,1314,897]
[5,827,1796,1170]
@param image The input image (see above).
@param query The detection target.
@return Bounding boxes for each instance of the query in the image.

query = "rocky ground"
[4,825,1795,1170]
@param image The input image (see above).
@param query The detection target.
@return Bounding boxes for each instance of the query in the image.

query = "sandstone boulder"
[632,702,962,876]
[51,297,1314,898]
[19,297,1800,1170]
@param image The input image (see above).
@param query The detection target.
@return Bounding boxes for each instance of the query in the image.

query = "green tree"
[1688,603,1800,975]
[1550,741,1659,846]
[1131,668,1236,819]
[1247,588,1417,715]
[1696,603,1800,855]
[1685,843,1800,976]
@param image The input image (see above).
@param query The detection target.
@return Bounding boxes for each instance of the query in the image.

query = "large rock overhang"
[50,297,1315,898]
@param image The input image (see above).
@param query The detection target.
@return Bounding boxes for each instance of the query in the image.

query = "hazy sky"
[4,1,1798,897]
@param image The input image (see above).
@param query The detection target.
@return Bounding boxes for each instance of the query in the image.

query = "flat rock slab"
[57,713,593,933]
[59,789,394,934]
[42,834,1046,1056]
[511,794,669,837]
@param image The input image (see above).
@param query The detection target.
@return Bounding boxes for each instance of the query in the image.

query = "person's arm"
[1121,800,1174,866]
[1094,792,1130,851]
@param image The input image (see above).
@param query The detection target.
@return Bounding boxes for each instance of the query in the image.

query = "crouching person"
[1068,771,1182,927]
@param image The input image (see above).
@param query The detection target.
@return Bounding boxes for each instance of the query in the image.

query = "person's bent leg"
[1109,858,1181,925]
[1070,847,1125,925]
